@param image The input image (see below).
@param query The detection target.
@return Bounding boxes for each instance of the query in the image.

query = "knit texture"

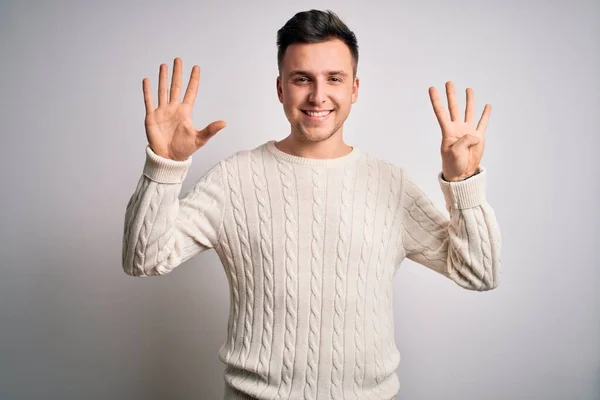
[122,140,502,399]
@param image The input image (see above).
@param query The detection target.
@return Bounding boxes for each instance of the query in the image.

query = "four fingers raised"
[429,81,491,134]
[142,58,202,113]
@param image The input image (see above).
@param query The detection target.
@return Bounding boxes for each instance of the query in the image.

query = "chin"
[296,129,335,143]
[293,123,342,143]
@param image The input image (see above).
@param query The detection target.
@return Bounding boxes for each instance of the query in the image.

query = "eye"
[329,77,342,82]
[295,77,310,83]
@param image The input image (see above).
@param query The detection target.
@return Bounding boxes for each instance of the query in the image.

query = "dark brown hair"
[276,9,359,77]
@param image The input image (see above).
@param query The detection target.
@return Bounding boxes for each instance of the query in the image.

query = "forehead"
[281,39,353,74]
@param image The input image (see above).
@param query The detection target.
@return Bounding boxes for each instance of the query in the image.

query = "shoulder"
[219,142,268,165]
[213,142,272,184]
[358,149,407,180]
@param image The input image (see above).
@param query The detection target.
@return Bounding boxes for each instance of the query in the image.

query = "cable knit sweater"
[122,140,501,400]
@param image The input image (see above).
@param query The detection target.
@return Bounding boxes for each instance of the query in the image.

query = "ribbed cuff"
[142,145,192,184]
[438,167,487,210]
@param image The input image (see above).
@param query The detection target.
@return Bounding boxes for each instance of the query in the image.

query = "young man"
[122,9,501,400]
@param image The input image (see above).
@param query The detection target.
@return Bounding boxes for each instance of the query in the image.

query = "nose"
[308,81,326,104]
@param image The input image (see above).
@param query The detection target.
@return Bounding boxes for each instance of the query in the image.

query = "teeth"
[305,110,331,117]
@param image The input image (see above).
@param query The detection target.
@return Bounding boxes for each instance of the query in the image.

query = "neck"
[275,132,352,160]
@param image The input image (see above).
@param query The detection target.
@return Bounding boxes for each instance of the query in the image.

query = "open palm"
[143,58,226,161]
[428,81,491,181]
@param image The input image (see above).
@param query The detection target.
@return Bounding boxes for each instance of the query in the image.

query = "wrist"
[442,168,481,182]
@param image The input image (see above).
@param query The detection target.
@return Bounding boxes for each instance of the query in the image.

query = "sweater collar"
[265,140,362,167]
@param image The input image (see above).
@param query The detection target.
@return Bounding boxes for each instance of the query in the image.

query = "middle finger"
[170,58,182,103]
[445,81,461,122]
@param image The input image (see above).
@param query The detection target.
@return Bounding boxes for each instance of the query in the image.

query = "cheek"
[334,87,353,103]
[333,93,351,110]
[282,92,305,111]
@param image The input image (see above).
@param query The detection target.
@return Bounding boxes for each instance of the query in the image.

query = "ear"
[351,76,360,104]
[276,76,283,103]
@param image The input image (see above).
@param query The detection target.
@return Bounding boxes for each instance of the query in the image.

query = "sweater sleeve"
[121,145,227,277]
[400,167,502,291]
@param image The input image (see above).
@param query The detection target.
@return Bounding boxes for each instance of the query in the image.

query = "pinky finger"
[142,78,154,114]
[476,104,492,134]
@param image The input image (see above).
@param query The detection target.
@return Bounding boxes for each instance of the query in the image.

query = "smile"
[302,110,333,119]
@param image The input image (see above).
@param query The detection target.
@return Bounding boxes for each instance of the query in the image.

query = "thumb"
[452,134,480,153]
[197,120,227,143]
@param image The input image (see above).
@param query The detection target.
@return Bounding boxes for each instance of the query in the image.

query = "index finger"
[182,65,201,105]
[142,78,154,114]
[428,86,450,131]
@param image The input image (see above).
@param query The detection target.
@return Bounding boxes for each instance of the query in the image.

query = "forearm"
[438,168,501,290]
[122,146,227,277]
[444,201,502,290]
[122,146,195,277]
[122,164,190,277]
[402,167,502,291]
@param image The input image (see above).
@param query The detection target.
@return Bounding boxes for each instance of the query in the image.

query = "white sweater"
[122,140,501,400]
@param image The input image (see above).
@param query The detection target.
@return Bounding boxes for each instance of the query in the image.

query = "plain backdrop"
[1,1,598,399]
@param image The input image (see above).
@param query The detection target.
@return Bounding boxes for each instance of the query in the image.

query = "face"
[277,39,359,143]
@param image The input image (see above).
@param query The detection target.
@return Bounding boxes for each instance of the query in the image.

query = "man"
[122,9,501,400]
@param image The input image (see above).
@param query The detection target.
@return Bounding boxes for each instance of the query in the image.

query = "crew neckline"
[265,140,362,167]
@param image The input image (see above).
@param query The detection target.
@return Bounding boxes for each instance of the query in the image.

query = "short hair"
[276,9,359,77]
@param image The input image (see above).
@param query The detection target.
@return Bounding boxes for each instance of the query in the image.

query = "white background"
[1,0,598,399]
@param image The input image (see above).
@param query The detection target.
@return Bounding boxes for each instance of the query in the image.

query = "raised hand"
[142,58,226,161]
[428,81,491,182]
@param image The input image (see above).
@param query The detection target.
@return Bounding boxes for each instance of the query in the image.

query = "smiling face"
[277,39,359,143]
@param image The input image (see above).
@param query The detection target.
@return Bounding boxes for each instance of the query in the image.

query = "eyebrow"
[288,70,349,77]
